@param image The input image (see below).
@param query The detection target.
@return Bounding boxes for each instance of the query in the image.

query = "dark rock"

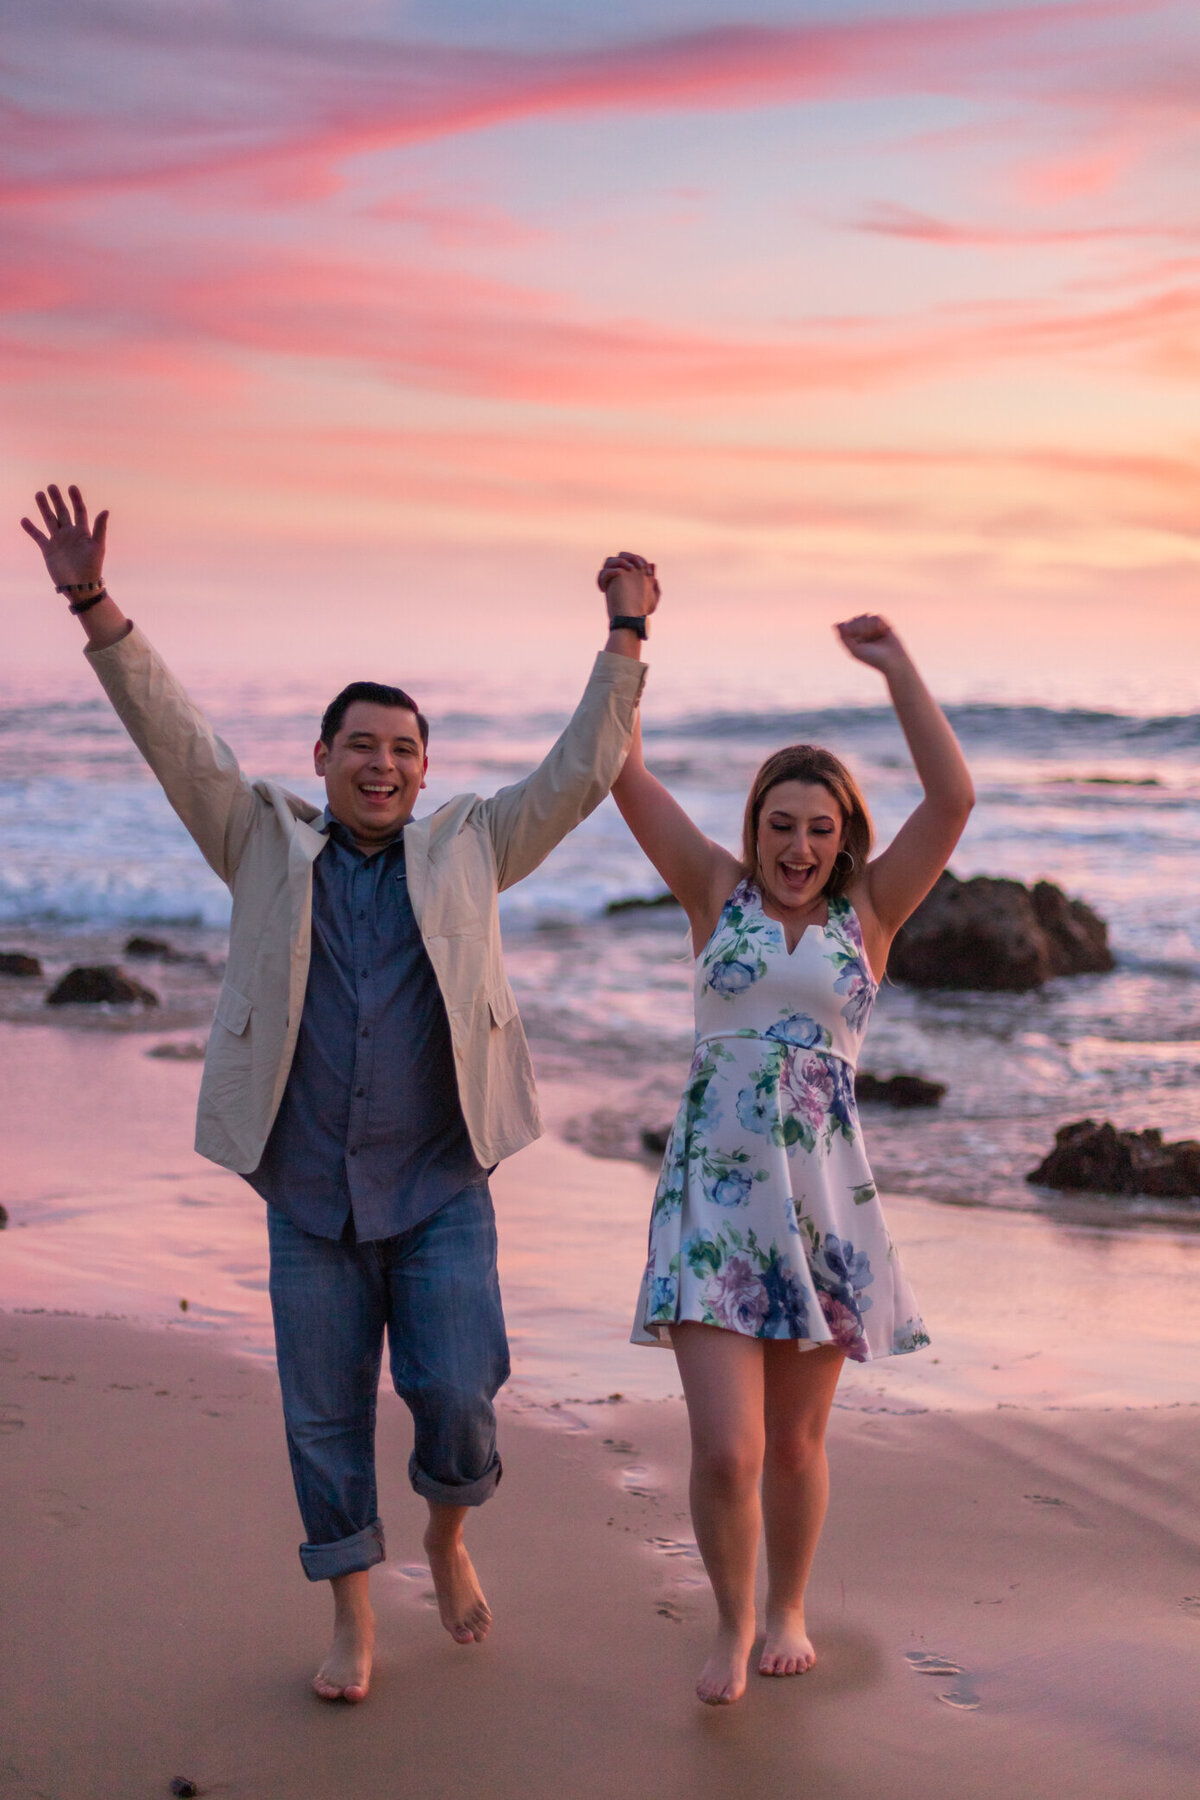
[605,891,681,915]
[1028,1119,1200,1199]
[170,1780,200,1799]
[45,965,159,1007]
[855,1071,946,1108]
[640,1124,671,1155]
[888,870,1114,992]
[0,1203,8,1229]
[1029,882,1115,978]
[125,934,176,959]
[125,935,207,965]
[0,951,43,977]
[146,1040,207,1061]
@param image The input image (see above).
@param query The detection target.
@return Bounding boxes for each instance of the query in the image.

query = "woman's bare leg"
[671,1323,766,1705]
[758,1341,844,1676]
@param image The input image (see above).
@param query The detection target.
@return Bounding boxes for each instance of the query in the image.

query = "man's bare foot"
[424,1518,492,1645]
[759,1606,816,1677]
[313,1571,375,1703]
[696,1623,755,1705]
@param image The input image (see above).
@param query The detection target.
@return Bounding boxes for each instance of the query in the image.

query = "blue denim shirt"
[245,810,483,1241]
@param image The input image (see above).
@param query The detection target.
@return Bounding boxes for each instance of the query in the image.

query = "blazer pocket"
[488,983,519,1028]
[214,982,252,1036]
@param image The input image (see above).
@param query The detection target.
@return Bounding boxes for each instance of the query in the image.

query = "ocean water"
[2,676,1198,1221]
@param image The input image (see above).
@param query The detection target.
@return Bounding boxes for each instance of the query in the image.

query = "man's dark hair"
[319,682,429,750]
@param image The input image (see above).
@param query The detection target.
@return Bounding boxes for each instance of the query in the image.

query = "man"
[22,484,658,1702]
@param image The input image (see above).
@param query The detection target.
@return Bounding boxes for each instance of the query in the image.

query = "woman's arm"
[837,615,974,948]
[611,713,741,952]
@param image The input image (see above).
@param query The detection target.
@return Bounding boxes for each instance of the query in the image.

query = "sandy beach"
[5,1020,1200,1798]
[6,1310,1200,1800]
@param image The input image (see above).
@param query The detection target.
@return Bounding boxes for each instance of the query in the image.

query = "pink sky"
[4,1,1199,708]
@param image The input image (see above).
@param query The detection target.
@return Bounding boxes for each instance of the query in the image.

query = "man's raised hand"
[20,484,108,591]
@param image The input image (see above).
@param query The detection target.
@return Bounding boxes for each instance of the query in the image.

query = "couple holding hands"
[22,485,973,1708]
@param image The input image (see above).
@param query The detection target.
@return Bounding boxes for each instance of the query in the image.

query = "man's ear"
[314,738,329,777]
[420,754,428,791]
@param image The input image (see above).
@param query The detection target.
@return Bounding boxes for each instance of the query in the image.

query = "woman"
[603,557,974,1705]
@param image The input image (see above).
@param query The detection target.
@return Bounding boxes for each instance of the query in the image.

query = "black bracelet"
[68,589,108,615]
[608,614,648,640]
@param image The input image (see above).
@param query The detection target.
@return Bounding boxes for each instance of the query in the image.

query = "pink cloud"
[8,204,1200,408]
[852,201,1200,248]
[0,2,1153,205]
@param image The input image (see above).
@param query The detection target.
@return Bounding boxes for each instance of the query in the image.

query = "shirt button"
[361,1027,370,1038]
[361,970,369,979]
[355,1087,365,1097]
[358,910,365,920]
[349,1147,358,1157]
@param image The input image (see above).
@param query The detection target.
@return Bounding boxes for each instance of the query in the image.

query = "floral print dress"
[632,878,928,1363]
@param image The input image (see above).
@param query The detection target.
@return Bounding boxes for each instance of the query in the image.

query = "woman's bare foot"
[759,1605,816,1677]
[696,1622,755,1705]
[313,1571,375,1703]
[424,1508,492,1645]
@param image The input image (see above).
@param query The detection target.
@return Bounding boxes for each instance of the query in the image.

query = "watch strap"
[608,614,648,640]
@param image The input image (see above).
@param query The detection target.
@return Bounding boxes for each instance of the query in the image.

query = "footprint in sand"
[0,1406,23,1435]
[905,1652,962,1677]
[602,1438,637,1455]
[656,1600,684,1623]
[36,1487,88,1528]
[647,1536,706,1589]
[620,1464,658,1499]
[1023,1492,1094,1529]
[905,1651,980,1710]
[1179,1597,1200,1617]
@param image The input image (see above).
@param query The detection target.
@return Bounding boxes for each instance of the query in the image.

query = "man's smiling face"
[314,701,428,850]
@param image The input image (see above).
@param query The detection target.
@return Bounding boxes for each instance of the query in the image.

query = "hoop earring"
[834,848,856,876]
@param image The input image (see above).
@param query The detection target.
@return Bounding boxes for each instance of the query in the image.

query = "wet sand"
[5,1309,1200,1800]
[9,1020,1200,1407]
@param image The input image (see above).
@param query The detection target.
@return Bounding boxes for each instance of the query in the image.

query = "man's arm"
[21,484,256,883]
[482,553,658,892]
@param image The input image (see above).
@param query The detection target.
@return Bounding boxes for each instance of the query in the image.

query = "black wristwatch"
[608,614,648,640]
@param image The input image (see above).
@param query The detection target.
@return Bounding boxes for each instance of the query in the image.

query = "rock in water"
[855,1072,946,1108]
[1028,1120,1200,1199]
[124,934,176,959]
[124,934,208,965]
[1029,881,1115,978]
[605,891,681,915]
[45,965,159,1007]
[0,951,42,977]
[888,871,1114,991]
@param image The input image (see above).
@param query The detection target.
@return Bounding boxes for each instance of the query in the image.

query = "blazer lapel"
[403,817,429,928]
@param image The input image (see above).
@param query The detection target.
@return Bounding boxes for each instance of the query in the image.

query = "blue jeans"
[266,1181,509,1582]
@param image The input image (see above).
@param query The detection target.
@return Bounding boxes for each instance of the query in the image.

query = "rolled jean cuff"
[409,1450,502,1508]
[299,1517,386,1582]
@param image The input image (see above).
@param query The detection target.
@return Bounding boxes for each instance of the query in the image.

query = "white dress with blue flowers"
[632,878,928,1363]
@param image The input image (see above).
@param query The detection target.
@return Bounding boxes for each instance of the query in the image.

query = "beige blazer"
[87,627,646,1173]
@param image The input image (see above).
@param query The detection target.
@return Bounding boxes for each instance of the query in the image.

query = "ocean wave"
[646,701,1200,757]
